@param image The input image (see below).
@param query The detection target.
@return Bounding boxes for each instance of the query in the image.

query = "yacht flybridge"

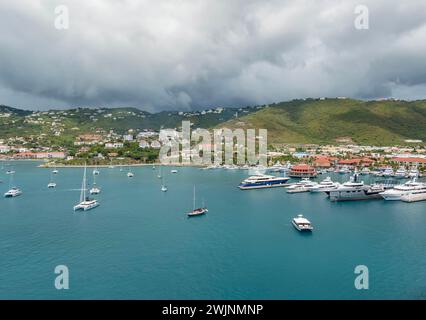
[74,164,99,211]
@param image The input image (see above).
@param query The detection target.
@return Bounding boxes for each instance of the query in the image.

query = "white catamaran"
[74,164,99,211]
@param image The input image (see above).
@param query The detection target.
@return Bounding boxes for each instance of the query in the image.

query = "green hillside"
[218,98,426,145]
[1,99,426,146]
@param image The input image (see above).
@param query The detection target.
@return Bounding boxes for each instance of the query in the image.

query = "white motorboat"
[4,187,22,198]
[408,167,420,178]
[394,167,407,178]
[47,182,57,188]
[292,214,313,231]
[171,169,178,174]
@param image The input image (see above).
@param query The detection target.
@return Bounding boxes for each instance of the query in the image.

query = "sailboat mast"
[193,185,196,210]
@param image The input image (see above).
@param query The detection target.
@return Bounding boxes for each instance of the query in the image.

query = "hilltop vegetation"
[1,99,426,146]
[219,98,426,145]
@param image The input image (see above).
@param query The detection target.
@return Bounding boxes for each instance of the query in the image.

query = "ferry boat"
[380,178,426,201]
[238,175,290,190]
[327,174,384,201]
[309,177,340,193]
[292,214,313,232]
[4,187,22,198]
[394,167,407,178]
[401,189,426,202]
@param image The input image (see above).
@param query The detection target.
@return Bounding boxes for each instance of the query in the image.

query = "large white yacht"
[285,178,313,193]
[380,178,426,201]
[309,177,340,193]
[382,167,394,177]
[327,174,384,201]
[394,167,407,178]
[238,174,290,190]
[401,189,426,202]
[408,167,420,178]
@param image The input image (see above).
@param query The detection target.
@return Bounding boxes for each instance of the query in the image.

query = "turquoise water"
[0,161,425,299]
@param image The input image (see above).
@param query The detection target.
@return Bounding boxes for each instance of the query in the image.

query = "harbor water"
[0,161,425,299]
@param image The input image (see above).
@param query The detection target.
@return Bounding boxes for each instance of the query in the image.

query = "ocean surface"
[0,161,425,300]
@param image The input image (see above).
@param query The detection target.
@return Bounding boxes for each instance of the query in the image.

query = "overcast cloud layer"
[1,0,426,111]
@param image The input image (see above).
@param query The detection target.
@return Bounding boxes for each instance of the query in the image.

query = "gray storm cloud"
[1,0,426,111]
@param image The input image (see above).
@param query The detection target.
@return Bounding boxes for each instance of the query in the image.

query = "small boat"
[161,175,168,192]
[127,166,134,177]
[4,172,21,197]
[47,171,56,188]
[292,214,313,232]
[6,170,15,175]
[187,186,208,217]
[286,185,309,193]
[89,175,101,194]
[171,169,178,174]
[382,167,394,177]
[4,187,22,198]
[73,164,99,211]
[47,182,56,188]
[93,169,100,175]
[52,168,59,174]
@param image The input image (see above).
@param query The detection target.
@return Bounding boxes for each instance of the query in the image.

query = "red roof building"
[289,163,317,178]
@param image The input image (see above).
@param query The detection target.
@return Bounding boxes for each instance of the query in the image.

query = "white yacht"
[408,167,420,178]
[74,164,99,211]
[286,178,315,193]
[401,189,426,202]
[382,167,394,177]
[309,177,340,193]
[292,214,313,232]
[327,174,384,201]
[380,178,426,201]
[4,187,22,198]
[239,174,290,190]
[394,167,407,178]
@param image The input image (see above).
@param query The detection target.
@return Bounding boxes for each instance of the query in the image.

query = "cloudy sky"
[1,0,426,111]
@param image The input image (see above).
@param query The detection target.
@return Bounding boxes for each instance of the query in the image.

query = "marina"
[0,161,425,299]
